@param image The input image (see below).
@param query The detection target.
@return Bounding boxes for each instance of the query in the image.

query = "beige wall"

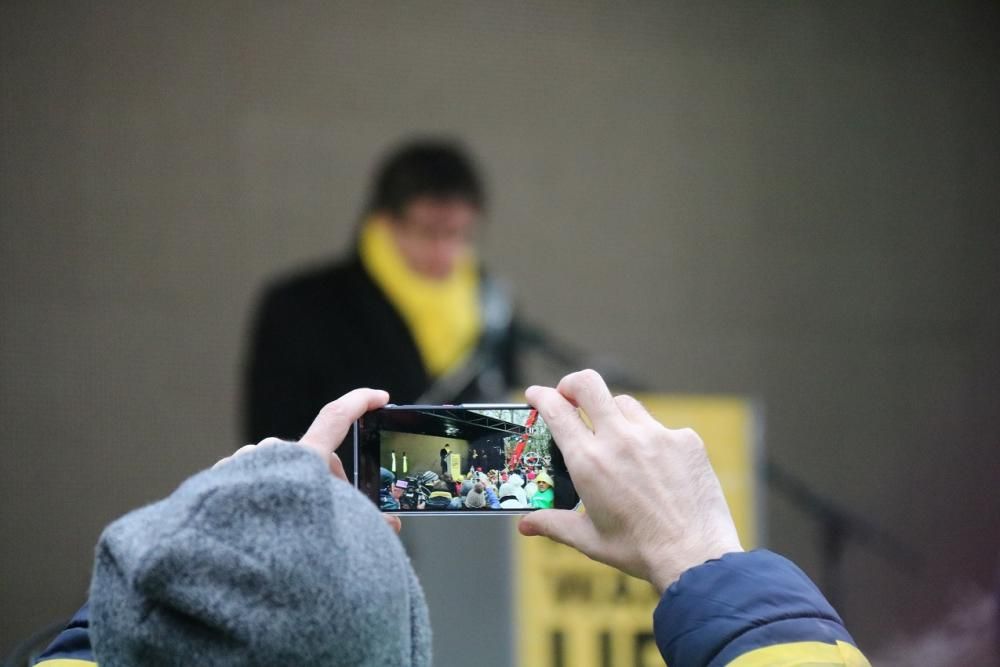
[2,1,999,661]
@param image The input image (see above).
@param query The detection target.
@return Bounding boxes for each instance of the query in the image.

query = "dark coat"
[242,254,519,475]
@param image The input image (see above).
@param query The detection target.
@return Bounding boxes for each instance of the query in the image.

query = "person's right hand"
[518,370,743,593]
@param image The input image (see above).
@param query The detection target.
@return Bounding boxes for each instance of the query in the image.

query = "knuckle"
[617,425,641,445]
[562,368,600,392]
[677,427,705,449]
[616,427,649,458]
[580,370,607,398]
[678,426,700,442]
[580,443,612,475]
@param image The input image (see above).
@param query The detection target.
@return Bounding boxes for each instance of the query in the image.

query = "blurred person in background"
[450,478,474,509]
[498,480,529,509]
[507,472,528,505]
[524,478,538,502]
[243,139,519,471]
[378,467,396,510]
[387,479,407,510]
[439,444,450,475]
[424,480,454,510]
[464,482,488,509]
[530,470,555,509]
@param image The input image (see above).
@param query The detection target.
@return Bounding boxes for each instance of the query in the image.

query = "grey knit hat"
[89,443,431,666]
[465,483,487,509]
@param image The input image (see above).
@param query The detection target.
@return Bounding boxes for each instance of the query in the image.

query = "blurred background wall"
[2,1,999,662]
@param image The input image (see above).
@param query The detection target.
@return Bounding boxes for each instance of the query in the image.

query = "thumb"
[518,510,599,553]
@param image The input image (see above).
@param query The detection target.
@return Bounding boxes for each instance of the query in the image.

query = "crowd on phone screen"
[379,466,556,511]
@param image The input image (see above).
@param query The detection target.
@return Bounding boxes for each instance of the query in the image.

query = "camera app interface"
[369,407,578,512]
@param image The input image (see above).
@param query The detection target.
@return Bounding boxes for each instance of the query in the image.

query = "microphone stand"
[764,460,921,609]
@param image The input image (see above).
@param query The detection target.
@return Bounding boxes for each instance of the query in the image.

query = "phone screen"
[355,405,578,513]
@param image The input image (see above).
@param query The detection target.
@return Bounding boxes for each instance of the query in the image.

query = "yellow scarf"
[359,218,482,377]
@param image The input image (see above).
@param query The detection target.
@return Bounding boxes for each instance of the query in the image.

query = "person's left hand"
[213,388,401,533]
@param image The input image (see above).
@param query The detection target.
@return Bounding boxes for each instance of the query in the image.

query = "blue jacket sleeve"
[33,603,96,665]
[653,550,868,666]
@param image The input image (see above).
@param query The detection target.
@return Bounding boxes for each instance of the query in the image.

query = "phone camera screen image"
[356,406,579,513]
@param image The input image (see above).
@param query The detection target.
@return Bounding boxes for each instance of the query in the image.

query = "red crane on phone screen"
[507,408,538,469]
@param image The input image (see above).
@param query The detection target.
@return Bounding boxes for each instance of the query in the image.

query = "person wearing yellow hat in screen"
[530,470,555,509]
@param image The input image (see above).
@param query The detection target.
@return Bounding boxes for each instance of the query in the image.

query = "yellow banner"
[449,452,464,479]
[515,394,761,667]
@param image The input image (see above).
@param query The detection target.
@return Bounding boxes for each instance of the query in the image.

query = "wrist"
[647,539,744,594]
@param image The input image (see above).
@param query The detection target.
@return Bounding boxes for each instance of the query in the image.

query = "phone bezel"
[354,403,575,516]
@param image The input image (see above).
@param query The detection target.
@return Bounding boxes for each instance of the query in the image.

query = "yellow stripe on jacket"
[727,640,871,666]
[34,660,97,667]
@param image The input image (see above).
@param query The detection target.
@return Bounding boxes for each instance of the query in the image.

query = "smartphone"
[354,404,579,514]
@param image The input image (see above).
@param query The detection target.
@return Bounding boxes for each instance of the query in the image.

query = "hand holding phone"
[518,370,744,593]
